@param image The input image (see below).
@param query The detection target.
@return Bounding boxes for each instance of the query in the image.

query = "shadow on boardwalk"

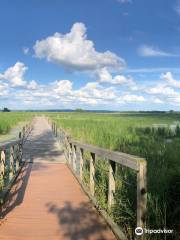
[23,130,65,163]
[1,161,49,220]
[1,163,32,219]
[1,123,65,220]
[46,201,114,240]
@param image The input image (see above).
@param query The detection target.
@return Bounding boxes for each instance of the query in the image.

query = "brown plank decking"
[0,117,116,240]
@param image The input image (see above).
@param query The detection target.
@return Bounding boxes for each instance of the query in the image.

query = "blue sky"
[0,0,180,110]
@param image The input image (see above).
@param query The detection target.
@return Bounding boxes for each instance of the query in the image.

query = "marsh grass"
[94,157,109,210]
[49,112,180,239]
[0,112,34,135]
[1,112,179,239]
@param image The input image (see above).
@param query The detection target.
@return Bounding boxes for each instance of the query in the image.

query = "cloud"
[54,80,73,95]
[0,81,9,97]
[52,80,117,106]
[160,72,180,88]
[125,67,180,73]
[27,80,38,90]
[122,12,129,16]
[0,62,38,89]
[33,22,126,71]
[174,0,180,14]
[0,62,27,87]
[143,72,180,106]
[1,72,180,109]
[98,68,132,84]
[97,67,138,90]
[116,0,132,3]
[146,84,178,96]
[1,62,180,109]
[2,76,146,109]
[151,97,164,104]
[0,62,121,108]
[119,94,145,103]
[138,45,176,57]
[76,82,116,102]
[53,81,115,106]
[23,47,29,55]
[0,81,8,91]
[0,90,9,97]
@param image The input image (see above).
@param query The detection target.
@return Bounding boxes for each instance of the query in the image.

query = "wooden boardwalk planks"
[0,117,116,240]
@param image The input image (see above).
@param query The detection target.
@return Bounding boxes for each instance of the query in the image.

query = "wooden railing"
[50,120,147,239]
[0,123,32,203]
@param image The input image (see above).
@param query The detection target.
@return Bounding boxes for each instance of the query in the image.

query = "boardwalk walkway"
[0,117,116,240]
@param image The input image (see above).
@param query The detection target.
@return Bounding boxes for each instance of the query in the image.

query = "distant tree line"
[0,107,11,112]
[75,108,85,112]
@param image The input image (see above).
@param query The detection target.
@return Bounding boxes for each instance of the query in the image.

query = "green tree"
[2,107,11,112]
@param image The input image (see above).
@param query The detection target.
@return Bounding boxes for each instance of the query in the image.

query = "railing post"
[23,126,25,139]
[72,145,77,172]
[79,148,84,181]
[108,160,116,209]
[19,131,22,139]
[67,142,72,165]
[53,122,57,136]
[69,143,73,166]
[16,144,20,171]
[90,152,95,196]
[17,142,23,166]
[0,150,6,188]
[63,137,68,161]
[137,161,147,228]
[9,146,14,180]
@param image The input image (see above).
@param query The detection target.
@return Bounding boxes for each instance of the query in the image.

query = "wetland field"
[1,111,179,239]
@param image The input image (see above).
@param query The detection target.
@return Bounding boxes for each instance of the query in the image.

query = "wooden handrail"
[69,140,142,170]
[0,139,22,150]
[50,119,147,239]
[0,121,33,203]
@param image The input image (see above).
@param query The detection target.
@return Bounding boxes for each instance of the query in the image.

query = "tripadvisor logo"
[135,227,174,236]
[135,227,143,236]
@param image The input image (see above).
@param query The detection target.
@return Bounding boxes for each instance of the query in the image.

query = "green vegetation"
[75,108,85,112]
[49,112,180,239]
[0,111,179,239]
[0,112,33,135]
[2,107,11,112]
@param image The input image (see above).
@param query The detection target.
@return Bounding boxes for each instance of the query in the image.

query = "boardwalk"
[0,117,116,240]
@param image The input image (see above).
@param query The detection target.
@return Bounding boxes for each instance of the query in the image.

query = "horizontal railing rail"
[0,122,33,204]
[49,119,147,239]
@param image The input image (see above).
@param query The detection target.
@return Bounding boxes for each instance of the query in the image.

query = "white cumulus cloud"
[0,62,27,87]
[33,22,126,71]
[119,94,145,103]
[97,67,138,90]
[0,62,38,89]
[151,97,164,104]
[161,71,180,88]
[146,84,178,96]
[54,80,73,95]
[27,80,38,90]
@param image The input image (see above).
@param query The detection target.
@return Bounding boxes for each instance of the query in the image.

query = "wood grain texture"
[0,117,116,240]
